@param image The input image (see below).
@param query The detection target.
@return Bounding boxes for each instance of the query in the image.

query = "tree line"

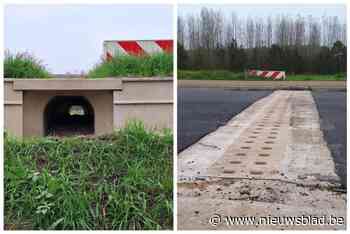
[178,7,347,74]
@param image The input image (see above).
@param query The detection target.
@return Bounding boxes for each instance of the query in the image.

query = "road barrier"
[247,69,286,80]
[104,40,173,60]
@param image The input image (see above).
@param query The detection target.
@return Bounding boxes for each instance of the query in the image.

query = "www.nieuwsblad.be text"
[209,214,345,227]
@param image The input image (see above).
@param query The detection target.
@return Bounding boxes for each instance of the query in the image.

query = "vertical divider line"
[173,1,178,231]
[0,2,4,231]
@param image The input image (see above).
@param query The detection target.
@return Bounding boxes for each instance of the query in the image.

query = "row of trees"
[178,8,347,74]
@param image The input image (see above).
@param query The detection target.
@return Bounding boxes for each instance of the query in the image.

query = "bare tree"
[308,16,321,48]
[266,16,273,48]
[255,18,263,48]
[178,7,346,74]
[187,14,198,50]
[177,16,186,47]
[276,15,289,47]
[246,17,255,48]
[295,15,306,47]
[341,23,346,45]
[231,12,238,41]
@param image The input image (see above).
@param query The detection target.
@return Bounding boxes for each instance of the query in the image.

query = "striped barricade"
[248,69,286,80]
[103,40,173,60]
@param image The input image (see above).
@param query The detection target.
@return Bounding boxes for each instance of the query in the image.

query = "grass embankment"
[178,70,346,81]
[5,122,173,230]
[4,51,50,78]
[88,54,173,78]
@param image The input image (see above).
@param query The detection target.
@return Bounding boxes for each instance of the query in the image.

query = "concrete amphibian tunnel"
[5,78,173,138]
[44,96,94,136]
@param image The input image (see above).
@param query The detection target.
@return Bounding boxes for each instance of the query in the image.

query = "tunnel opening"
[44,96,94,136]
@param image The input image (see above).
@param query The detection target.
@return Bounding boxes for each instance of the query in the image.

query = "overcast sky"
[5,5,173,73]
[179,4,346,22]
[4,4,346,73]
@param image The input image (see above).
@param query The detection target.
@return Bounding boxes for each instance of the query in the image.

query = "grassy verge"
[178,70,244,80]
[5,122,173,230]
[4,51,50,78]
[88,54,173,78]
[178,70,346,81]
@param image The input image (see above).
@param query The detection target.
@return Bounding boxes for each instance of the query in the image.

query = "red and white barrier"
[104,40,173,60]
[248,69,286,80]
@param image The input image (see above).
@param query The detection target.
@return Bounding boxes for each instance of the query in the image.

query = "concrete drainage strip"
[177,90,346,230]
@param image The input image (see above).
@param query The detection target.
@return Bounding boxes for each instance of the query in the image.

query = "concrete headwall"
[4,78,173,138]
[4,80,23,137]
[114,78,173,130]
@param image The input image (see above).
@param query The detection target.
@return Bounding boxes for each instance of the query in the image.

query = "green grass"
[280,74,346,81]
[178,70,244,80]
[88,54,173,78]
[5,122,173,230]
[178,70,346,81]
[4,51,50,78]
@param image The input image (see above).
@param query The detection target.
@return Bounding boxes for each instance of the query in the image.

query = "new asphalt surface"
[312,91,347,188]
[178,88,346,188]
[177,88,272,151]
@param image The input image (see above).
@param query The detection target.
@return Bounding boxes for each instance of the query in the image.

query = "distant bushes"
[4,51,50,78]
[88,53,173,78]
[178,70,346,81]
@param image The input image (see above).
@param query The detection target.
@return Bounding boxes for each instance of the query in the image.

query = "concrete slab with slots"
[177,90,346,230]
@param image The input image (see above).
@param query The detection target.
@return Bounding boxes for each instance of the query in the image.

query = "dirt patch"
[178,178,346,230]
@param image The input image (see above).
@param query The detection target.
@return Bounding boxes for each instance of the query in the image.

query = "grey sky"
[179,4,346,22]
[5,4,173,73]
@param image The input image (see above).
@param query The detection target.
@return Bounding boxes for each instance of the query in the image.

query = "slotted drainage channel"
[207,91,293,179]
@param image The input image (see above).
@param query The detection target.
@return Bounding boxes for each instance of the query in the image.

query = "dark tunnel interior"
[44,96,94,136]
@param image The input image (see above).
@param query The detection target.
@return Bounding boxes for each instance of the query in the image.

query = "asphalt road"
[312,91,347,188]
[177,88,272,152]
[178,88,346,188]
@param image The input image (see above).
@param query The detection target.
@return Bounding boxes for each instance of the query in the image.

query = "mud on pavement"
[177,90,346,230]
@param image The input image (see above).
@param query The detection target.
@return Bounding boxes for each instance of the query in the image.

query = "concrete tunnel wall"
[4,80,23,137]
[4,78,173,138]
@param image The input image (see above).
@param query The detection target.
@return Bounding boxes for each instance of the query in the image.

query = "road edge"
[178,80,346,91]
